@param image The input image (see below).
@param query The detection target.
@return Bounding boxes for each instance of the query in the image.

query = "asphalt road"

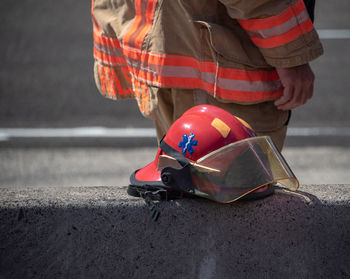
[1,4,349,277]
[0,1,349,187]
[1,146,350,187]
[0,0,349,129]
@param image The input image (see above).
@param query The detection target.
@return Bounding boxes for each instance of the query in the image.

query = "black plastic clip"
[141,190,166,222]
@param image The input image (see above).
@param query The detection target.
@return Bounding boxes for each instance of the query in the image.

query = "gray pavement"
[0,0,349,129]
[314,1,350,29]
[0,2,350,277]
[0,0,149,128]
[1,147,350,188]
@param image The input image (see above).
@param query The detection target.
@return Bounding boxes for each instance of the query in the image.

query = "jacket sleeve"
[91,0,134,100]
[218,0,323,68]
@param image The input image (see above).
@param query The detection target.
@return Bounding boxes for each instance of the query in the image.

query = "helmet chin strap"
[159,139,195,193]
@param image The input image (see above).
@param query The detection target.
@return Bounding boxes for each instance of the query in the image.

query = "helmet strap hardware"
[140,190,167,222]
[161,165,194,193]
[160,139,195,193]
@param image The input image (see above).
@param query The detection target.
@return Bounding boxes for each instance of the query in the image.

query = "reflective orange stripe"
[122,47,279,82]
[96,40,282,102]
[134,0,158,48]
[93,27,126,65]
[120,65,132,84]
[122,46,202,68]
[97,64,113,95]
[100,65,117,97]
[93,26,133,97]
[216,88,283,102]
[130,67,282,102]
[110,66,132,96]
[133,77,150,114]
[122,45,283,102]
[122,0,143,47]
[92,3,283,102]
[97,64,132,97]
[122,47,279,81]
[93,47,123,66]
[133,77,147,114]
[123,0,159,49]
[141,81,150,115]
[218,67,279,82]
[238,0,307,30]
[97,64,107,94]
[238,0,314,48]
[250,19,314,48]
[93,27,131,69]
[93,28,120,49]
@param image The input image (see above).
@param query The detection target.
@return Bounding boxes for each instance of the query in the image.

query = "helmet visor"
[190,136,299,203]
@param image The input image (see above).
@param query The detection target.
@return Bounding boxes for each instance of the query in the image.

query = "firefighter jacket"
[92,0,323,108]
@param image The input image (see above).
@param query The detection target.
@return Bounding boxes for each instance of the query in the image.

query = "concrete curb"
[0,185,349,279]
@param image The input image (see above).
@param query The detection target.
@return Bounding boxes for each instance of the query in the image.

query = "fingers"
[282,81,304,110]
[275,64,315,110]
[276,85,308,110]
[275,82,311,110]
[274,85,294,109]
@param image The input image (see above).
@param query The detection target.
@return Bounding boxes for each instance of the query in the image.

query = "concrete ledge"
[0,185,349,279]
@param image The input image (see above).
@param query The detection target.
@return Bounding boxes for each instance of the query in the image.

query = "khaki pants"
[138,87,290,152]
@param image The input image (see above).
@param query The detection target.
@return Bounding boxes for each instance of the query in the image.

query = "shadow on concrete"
[0,186,349,279]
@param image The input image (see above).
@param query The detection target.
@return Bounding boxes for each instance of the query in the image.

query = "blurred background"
[0,0,349,187]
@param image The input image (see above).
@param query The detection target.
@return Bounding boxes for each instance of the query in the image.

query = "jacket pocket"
[194,20,270,69]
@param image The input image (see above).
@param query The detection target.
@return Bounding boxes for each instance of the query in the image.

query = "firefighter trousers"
[139,87,290,152]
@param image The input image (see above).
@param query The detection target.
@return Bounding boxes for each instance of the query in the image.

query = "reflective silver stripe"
[246,9,309,39]
[201,72,282,92]
[127,57,281,92]
[159,65,200,78]
[201,72,216,84]
[94,42,124,57]
[218,78,282,93]
[127,57,199,78]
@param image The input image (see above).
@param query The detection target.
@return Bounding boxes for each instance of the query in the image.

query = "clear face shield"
[159,136,299,203]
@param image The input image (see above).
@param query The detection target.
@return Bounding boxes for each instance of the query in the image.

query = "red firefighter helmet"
[129,105,299,203]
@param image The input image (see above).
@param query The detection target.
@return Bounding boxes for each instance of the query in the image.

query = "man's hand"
[274,63,315,110]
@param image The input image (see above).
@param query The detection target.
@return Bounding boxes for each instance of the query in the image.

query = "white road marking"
[287,127,350,137]
[318,29,350,39]
[0,127,350,141]
[0,127,156,141]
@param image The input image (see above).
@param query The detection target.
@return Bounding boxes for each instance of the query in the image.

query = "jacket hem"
[264,44,324,68]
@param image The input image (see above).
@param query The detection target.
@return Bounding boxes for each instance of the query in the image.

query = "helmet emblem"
[178,133,198,155]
